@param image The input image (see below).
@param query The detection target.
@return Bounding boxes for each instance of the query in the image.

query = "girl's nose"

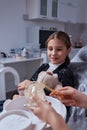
[52,50,56,55]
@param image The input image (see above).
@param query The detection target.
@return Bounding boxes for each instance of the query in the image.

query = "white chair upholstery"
[68,46,87,129]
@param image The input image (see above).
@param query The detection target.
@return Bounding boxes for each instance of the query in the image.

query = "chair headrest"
[71,46,87,62]
[79,46,87,62]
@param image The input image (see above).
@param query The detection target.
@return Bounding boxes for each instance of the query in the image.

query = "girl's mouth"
[51,57,58,60]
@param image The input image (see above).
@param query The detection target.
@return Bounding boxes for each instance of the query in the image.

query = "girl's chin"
[51,61,59,64]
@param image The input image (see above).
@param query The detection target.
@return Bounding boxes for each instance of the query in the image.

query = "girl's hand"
[18,80,32,93]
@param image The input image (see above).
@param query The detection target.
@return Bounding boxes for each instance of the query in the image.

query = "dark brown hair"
[45,31,71,65]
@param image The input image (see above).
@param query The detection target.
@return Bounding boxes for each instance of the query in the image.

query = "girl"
[13,31,74,121]
[18,31,74,95]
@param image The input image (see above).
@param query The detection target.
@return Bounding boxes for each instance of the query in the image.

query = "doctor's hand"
[50,86,87,109]
[30,95,70,130]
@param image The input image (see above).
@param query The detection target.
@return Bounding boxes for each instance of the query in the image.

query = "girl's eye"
[48,48,63,51]
[48,47,53,51]
[56,48,62,51]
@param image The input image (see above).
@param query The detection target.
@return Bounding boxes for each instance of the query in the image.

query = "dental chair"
[0,67,20,112]
[68,46,87,130]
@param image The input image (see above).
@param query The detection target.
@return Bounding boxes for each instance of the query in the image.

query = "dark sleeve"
[58,68,74,122]
[58,69,74,87]
[30,63,49,81]
[58,68,75,122]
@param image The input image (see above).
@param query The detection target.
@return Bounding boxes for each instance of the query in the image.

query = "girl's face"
[47,38,71,65]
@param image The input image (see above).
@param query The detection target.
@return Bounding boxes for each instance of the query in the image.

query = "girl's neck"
[49,62,64,67]
[48,62,64,72]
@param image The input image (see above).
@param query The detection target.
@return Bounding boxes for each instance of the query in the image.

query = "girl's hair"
[45,31,71,65]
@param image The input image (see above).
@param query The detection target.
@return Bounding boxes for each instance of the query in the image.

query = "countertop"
[0,57,43,64]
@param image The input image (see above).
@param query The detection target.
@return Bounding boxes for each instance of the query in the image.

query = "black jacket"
[30,62,74,95]
[30,62,74,88]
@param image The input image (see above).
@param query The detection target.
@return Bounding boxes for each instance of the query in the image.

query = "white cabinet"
[76,0,85,23]
[26,0,78,22]
[56,0,86,23]
[58,0,77,23]
[50,0,58,20]
[26,0,86,23]
[26,0,58,20]
[26,0,48,19]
